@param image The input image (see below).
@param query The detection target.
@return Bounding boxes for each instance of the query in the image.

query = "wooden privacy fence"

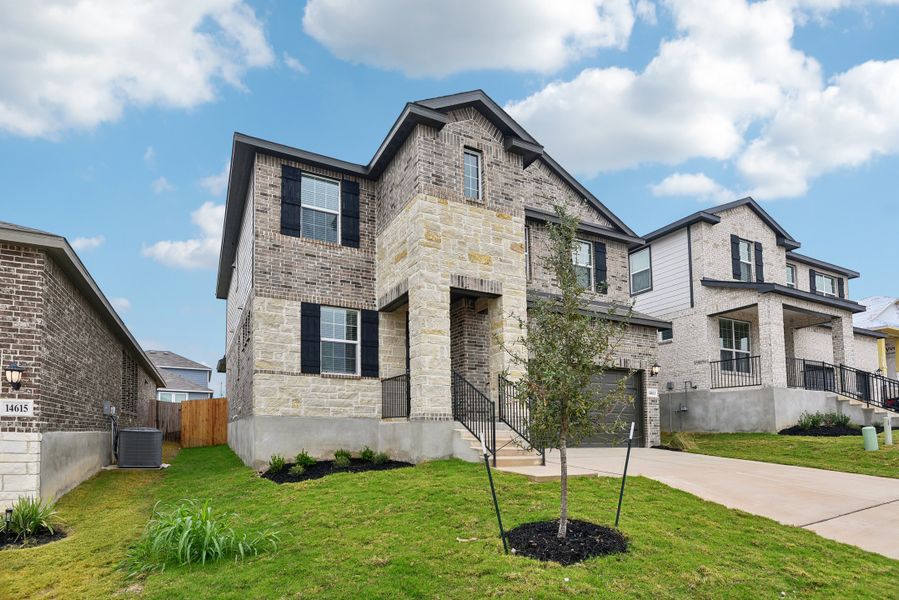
[155,397,228,448]
[156,400,182,442]
[181,397,228,448]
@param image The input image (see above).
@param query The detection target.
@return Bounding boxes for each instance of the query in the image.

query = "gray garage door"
[575,369,643,447]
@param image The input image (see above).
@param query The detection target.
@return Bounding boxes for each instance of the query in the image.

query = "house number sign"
[1,399,33,417]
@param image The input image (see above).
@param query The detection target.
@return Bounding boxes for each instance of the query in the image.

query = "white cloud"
[200,162,230,196]
[505,0,899,198]
[143,201,225,269]
[110,297,132,312]
[152,176,174,194]
[70,234,105,251]
[650,172,735,204]
[302,0,635,77]
[635,0,657,24]
[283,52,308,74]
[143,146,156,166]
[0,1,274,138]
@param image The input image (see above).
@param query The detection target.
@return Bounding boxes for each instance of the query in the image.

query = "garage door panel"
[576,369,643,448]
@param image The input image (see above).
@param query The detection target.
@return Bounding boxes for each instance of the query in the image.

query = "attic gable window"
[301,174,340,243]
[463,149,482,200]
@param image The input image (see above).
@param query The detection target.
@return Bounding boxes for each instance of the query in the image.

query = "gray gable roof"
[158,369,213,393]
[146,350,211,371]
[0,221,165,387]
[216,90,640,299]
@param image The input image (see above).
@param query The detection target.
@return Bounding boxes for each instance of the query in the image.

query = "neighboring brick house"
[0,222,163,508]
[216,90,669,468]
[630,198,894,432]
[147,350,214,402]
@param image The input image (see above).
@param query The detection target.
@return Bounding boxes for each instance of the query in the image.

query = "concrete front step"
[453,426,544,466]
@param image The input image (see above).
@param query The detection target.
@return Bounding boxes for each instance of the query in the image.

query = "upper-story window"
[301,174,340,243]
[463,149,482,200]
[321,307,359,375]
[572,239,593,290]
[737,239,753,282]
[524,225,531,281]
[815,273,837,297]
[629,247,652,294]
[786,264,796,288]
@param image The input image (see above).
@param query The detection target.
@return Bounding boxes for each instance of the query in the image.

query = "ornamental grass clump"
[5,496,60,540]
[125,500,279,575]
[294,450,316,468]
[268,455,286,474]
[333,449,352,468]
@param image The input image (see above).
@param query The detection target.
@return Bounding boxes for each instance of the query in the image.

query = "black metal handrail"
[787,357,899,411]
[452,370,496,465]
[498,376,545,465]
[710,355,762,389]
[381,372,410,418]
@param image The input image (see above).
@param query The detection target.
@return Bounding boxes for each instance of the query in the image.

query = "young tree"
[505,205,631,538]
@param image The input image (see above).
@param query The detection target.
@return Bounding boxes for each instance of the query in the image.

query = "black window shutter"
[341,180,360,248]
[360,309,379,377]
[837,278,845,298]
[754,242,764,282]
[730,235,741,279]
[809,269,817,294]
[593,242,608,294]
[281,165,302,237]
[300,303,321,374]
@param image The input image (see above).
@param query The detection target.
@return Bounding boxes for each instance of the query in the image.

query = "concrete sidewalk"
[498,447,899,560]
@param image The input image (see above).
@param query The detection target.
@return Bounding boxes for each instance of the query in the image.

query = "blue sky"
[1,0,897,393]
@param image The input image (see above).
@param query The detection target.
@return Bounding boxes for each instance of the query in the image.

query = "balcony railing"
[710,355,762,389]
[381,372,410,418]
[787,357,899,411]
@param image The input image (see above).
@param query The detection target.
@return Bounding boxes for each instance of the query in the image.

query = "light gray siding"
[226,174,255,350]
[632,228,691,317]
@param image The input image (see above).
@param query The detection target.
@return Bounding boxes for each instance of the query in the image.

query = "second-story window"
[629,247,652,294]
[463,149,482,200]
[815,273,837,297]
[737,239,753,282]
[572,239,593,290]
[321,307,359,375]
[786,264,796,288]
[301,174,340,243]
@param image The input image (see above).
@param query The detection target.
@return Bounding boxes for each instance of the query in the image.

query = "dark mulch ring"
[262,458,413,484]
[778,424,880,437]
[0,529,66,550]
[651,444,683,452]
[506,519,628,565]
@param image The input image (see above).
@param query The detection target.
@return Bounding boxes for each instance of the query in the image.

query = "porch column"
[487,287,527,403]
[758,295,787,387]
[831,314,856,368]
[407,274,452,420]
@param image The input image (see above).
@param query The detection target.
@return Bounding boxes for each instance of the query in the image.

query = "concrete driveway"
[501,447,899,560]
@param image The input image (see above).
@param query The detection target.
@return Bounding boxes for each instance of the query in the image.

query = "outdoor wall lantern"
[650,363,661,377]
[4,362,25,391]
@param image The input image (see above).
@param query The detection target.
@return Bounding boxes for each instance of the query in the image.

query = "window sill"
[320,373,362,380]
[658,340,673,345]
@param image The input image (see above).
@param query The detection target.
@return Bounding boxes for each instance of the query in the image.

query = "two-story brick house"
[215,90,669,467]
[631,198,893,432]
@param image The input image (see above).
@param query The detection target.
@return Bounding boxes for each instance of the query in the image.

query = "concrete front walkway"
[498,447,899,560]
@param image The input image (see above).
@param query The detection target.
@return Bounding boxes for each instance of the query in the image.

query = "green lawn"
[3,445,897,599]
[669,432,899,479]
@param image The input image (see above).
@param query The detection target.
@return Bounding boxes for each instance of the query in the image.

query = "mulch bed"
[778,425,879,437]
[652,444,683,452]
[0,529,66,550]
[262,458,413,484]
[506,519,628,565]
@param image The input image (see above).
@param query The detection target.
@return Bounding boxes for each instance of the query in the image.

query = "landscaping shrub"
[667,432,697,451]
[294,450,316,468]
[822,412,851,428]
[288,464,306,476]
[372,452,390,465]
[797,411,824,430]
[268,455,286,474]
[5,496,59,540]
[333,449,352,468]
[360,446,375,462]
[124,500,279,575]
